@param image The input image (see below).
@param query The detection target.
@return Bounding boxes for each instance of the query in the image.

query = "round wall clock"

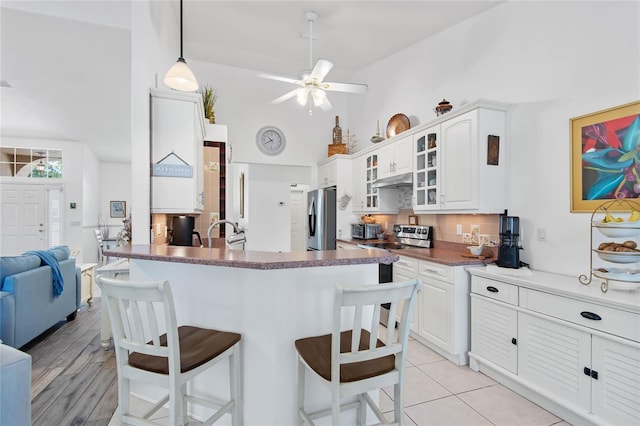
[256,126,286,155]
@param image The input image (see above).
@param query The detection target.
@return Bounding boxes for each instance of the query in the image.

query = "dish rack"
[579,199,640,292]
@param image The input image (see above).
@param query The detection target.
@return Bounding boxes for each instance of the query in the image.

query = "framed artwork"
[571,100,640,212]
[408,215,418,225]
[110,201,126,218]
[487,135,499,165]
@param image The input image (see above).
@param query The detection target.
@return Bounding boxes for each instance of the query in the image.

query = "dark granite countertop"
[337,238,497,266]
[103,244,399,271]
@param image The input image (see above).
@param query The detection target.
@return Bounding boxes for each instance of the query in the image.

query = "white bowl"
[594,249,640,264]
[468,246,483,256]
[592,221,640,238]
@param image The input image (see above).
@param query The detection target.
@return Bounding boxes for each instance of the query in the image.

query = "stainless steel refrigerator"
[307,187,336,251]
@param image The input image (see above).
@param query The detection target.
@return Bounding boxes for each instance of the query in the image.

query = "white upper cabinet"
[377,135,413,178]
[150,89,205,214]
[351,152,399,214]
[413,126,440,210]
[413,102,508,213]
[317,156,351,189]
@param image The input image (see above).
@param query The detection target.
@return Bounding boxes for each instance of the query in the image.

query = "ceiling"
[1,1,502,163]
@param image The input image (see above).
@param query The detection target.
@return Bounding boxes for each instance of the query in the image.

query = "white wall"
[347,1,639,276]
[98,162,131,238]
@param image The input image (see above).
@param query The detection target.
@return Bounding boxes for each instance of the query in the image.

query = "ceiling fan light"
[164,58,199,92]
[296,88,309,105]
[311,88,326,106]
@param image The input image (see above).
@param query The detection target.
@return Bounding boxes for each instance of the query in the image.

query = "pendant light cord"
[179,0,184,59]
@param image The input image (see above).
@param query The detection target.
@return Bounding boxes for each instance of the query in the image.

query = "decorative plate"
[592,221,640,238]
[593,249,640,263]
[386,113,410,138]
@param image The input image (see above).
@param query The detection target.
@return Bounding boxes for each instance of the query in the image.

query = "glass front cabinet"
[365,153,379,210]
[413,126,439,210]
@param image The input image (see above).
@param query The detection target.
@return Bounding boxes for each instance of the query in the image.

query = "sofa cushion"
[0,255,40,290]
[47,246,70,262]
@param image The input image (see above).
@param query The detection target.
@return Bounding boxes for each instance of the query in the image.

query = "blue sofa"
[0,246,81,348]
[0,343,31,425]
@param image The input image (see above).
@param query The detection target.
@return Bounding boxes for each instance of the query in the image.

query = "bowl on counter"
[468,246,484,256]
[377,233,386,240]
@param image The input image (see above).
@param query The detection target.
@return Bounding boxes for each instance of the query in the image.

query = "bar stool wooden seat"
[97,276,242,425]
[295,279,420,425]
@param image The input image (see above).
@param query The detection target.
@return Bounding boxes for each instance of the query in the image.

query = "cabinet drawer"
[395,255,419,274]
[419,260,452,282]
[471,276,518,306]
[520,288,640,342]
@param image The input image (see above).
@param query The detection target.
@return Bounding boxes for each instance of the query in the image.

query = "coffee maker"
[497,212,522,268]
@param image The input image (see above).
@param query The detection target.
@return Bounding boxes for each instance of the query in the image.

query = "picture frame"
[408,215,418,225]
[571,101,640,212]
[487,135,499,165]
[110,201,126,218]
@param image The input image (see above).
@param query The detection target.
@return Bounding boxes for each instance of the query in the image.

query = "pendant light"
[164,0,198,92]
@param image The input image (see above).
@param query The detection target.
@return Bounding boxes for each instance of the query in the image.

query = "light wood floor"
[22,298,117,426]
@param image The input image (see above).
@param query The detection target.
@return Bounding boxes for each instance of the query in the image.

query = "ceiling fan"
[258,11,368,114]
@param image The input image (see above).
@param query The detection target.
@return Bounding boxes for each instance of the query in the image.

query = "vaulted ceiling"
[0,1,502,162]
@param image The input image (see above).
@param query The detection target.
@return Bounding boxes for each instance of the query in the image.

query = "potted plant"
[201,84,217,124]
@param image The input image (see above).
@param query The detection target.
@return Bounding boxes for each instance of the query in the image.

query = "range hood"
[372,172,413,189]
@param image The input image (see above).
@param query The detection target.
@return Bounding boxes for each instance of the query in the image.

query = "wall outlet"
[456,224,462,235]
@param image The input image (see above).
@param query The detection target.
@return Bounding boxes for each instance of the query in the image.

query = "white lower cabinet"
[393,256,420,333]
[419,276,451,353]
[470,294,517,374]
[517,312,591,412]
[591,335,640,425]
[469,270,640,426]
[392,256,471,366]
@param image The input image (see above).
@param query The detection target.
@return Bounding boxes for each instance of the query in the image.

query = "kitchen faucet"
[207,220,246,249]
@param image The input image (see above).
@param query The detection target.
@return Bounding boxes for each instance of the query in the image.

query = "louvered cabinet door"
[518,312,591,412]
[591,335,640,425]
[470,294,517,374]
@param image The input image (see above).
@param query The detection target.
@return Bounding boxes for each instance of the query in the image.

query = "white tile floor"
[110,335,571,426]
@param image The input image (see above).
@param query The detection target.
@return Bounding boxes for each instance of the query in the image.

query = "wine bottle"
[332,116,342,144]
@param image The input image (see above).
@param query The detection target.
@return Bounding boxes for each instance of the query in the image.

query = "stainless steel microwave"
[351,223,381,240]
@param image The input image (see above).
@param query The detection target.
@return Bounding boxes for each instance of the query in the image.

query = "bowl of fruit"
[593,210,640,238]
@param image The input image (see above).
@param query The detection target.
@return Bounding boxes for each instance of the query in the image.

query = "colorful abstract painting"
[571,101,640,212]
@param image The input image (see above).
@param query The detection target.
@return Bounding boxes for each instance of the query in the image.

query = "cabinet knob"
[511,338,517,345]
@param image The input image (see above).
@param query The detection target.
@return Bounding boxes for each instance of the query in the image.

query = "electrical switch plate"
[537,227,547,242]
[456,224,462,235]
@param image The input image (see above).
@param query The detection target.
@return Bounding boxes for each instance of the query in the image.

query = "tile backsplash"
[374,210,500,246]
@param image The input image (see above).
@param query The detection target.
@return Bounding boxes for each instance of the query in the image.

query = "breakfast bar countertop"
[103,244,399,270]
[337,238,498,267]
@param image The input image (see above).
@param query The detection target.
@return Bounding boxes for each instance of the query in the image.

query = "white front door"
[1,184,46,255]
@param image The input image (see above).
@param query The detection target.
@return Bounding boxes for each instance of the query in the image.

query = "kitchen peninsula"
[103,244,398,425]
